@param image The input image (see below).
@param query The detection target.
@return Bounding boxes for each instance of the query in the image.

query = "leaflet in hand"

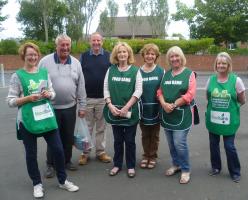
[125,111,132,119]
[38,80,48,93]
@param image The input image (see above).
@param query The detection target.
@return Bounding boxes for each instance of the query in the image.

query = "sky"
[0,0,194,40]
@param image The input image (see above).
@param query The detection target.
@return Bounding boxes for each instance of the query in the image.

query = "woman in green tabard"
[157,46,196,184]
[139,43,164,169]
[205,52,246,183]
[7,42,79,198]
[103,42,143,178]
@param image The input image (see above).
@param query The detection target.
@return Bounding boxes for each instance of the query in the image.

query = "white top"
[205,76,246,94]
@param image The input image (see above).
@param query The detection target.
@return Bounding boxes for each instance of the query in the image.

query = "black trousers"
[112,124,137,169]
[20,123,67,185]
[47,105,76,165]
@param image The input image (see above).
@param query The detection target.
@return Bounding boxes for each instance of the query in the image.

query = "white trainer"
[33,183,44,198]
[59,180,79,192]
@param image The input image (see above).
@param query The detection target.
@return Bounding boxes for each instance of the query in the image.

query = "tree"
[39,0,53,43]
[99,0,118,38]
[144,0,169,38]
[173,0,248,45]
[83,0,102,40]
[0,0,7,31]
[17,0,67,41]
[65,0,86,41]
[125,0,144,39]
[99,10,108,36]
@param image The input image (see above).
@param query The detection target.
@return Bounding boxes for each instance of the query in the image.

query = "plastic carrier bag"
[74,117,93,152]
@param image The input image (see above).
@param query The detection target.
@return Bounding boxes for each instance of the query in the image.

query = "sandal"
[140,159,149,169]
[147,160,156,169]
[165,166,181,176]
[109,167,121,176]
[127,168,136,178]
[180,172,190,184]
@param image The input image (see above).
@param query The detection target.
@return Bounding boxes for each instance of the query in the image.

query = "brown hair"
[140,43,161,64]
[18,42,41,61]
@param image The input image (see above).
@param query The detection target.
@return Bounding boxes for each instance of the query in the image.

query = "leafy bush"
[227,48,248,55]
[37,41,55,54]
[71,41,90,54]
[102,39,118,52]
[207,45,226,54]
[122,39,146,54]
[1,38,247,56]
[0,39,19,54]
[110,38,215,54]
[20,40,55,54]
[207,44,248,55]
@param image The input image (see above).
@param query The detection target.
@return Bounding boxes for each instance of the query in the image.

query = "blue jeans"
[20,123,67,186]
[112,124,137,169]
[209,132,240,177]
[164,128,190,172]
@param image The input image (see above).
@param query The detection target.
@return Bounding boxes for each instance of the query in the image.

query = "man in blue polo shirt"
[79,32,111,165]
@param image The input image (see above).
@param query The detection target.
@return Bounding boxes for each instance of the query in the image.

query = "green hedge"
[0,39,18,54]
[208,45,248,55]
[22,40,56,54]
[0,38,247,55]
[71,41,90,54]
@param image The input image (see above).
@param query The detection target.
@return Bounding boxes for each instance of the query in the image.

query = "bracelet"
[106,101,111,105]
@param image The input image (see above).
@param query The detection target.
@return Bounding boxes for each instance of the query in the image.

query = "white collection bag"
[74,117,93,152]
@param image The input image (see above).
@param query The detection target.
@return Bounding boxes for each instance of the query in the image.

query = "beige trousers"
[83,98,106,156]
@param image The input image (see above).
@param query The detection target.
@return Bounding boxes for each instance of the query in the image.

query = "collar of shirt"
[54,52,71,64]
[89,48,104,56]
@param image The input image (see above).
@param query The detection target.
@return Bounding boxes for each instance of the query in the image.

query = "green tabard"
[205,73,240,135]
[140,65,164,125]
[103,65,139,126]
[16,68,58,134]
[160,68,193,130]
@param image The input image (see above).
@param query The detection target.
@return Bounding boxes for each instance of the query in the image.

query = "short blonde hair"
[166,46,186,67]
[110,42,135,65]
[18,42,41,61]
[140,43,161,64]
[214,52,232,72]
[55,34,71,46]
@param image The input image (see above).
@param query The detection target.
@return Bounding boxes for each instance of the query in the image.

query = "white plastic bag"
[74,117,93,152]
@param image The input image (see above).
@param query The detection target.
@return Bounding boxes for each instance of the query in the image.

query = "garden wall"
[1,54,248,72]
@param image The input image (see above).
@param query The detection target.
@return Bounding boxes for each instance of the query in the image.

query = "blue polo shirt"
[80,48,110,98]
[53,52,71,64]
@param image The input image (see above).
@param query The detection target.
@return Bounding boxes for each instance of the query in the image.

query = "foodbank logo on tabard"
[211,88,231,109]
[28,80,47,95]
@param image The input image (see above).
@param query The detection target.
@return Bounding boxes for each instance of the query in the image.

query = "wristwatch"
[106,100,111,105]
